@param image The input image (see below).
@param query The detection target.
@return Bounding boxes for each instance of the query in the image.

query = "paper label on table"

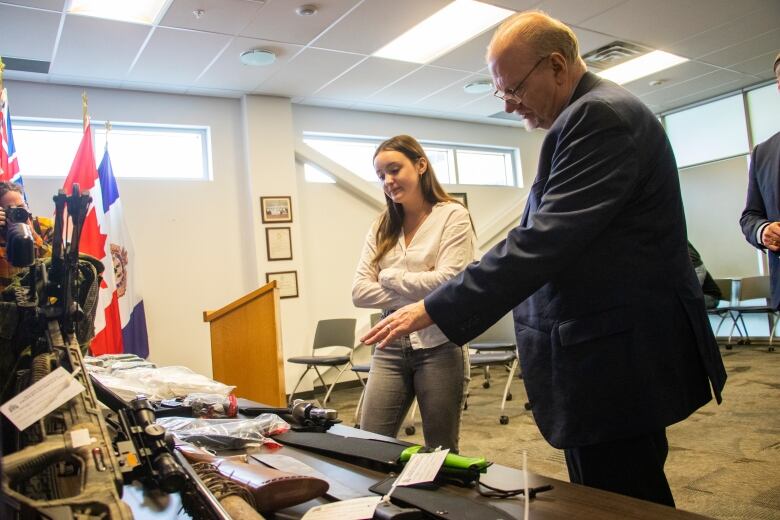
[1,367,85,431]
[302,496,382,520]
[396,449,450,487]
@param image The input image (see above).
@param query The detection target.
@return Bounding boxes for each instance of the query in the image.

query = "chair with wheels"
[287,318,357,406]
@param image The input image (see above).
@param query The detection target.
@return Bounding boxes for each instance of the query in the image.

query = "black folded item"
[274,430,413,472]
[370,477,511,520]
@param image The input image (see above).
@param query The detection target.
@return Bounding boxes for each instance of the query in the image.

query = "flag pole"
[0,56,5,91]
[82,91,89,130]
[105,120,111,149]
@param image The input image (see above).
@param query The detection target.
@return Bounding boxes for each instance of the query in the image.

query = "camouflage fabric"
[0,216,54,291]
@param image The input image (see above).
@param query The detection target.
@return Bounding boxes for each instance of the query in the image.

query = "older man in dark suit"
[362,11,726,507]
[740,53,780,308]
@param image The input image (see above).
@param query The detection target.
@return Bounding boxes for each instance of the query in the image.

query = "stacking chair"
[708,278,747,345]
[287,318,356,405]
[724,275,778,351]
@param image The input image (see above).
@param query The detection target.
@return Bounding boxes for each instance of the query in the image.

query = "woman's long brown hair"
[372,135,459,266]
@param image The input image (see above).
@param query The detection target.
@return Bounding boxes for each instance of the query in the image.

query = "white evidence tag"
[0,366,85,431]
[301,496,382,520]
[394,448,450,487]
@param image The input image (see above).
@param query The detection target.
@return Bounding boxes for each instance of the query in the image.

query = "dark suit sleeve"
[425,101,641,345]
[740,146,769,250]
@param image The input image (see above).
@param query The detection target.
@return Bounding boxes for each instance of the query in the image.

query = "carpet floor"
[320,345,779,519]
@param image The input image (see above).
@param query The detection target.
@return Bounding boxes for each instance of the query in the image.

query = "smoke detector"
[296,4,317,16]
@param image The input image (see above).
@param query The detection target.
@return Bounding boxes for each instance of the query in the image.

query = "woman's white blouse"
[352,202,478,349]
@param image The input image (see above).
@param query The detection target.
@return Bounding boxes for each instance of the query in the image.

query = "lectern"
[203,281,286,406]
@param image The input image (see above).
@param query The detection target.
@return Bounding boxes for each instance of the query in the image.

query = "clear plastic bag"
[182,393,238,418]
[156,414,289,449]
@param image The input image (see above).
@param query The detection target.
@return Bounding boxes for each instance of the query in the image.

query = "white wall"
[6,80,544,394]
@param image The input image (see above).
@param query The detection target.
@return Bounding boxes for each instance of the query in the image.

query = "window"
[664,94,750,168]
[11,118,212,180]
[746,83,780,146]
[302,134,520,186]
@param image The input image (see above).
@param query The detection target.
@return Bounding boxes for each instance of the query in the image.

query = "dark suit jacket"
[425,72,727,449]
[740,131,780,308]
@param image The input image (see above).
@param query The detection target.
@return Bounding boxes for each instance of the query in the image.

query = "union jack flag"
[0,87,22,184]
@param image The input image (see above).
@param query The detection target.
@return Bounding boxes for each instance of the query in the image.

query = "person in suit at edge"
[740,53,780,308]
[362,11,727,507]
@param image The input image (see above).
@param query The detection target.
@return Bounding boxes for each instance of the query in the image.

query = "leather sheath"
[177,444,329,512]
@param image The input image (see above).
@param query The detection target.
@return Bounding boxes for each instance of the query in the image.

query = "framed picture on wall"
[450,192,468,208]
[260,196,293,223]
[266,227,293,261]
[266,270,299,298]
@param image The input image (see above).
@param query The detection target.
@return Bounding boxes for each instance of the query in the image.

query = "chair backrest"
[471,312,515,344]
[713,278,732,301]
[738,275,770,302]
[312,318,357,352]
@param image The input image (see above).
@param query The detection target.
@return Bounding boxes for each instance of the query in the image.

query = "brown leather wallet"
[177,443,329,512]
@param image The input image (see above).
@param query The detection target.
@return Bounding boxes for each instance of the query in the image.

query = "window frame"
[10,117,213,181]
[302,133,522,187]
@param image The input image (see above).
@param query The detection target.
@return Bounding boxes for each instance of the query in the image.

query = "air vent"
[582,41,650,71]
[1,56,50,74]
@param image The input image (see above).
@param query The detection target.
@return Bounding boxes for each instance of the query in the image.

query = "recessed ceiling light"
[597,50,688,85]
[240,49,277,66]
[66,0,170,24]
[373,0,514,64]
[463,80,493,94]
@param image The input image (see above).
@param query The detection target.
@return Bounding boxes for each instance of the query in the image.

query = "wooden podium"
[203,281,286,406]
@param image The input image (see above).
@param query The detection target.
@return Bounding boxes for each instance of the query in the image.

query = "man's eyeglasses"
[493,55,548,104]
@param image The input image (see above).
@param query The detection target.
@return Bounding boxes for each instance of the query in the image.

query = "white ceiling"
[0,0,777,126]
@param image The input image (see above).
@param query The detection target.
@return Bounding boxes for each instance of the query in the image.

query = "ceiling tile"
[311,0,451,54]
[639,69,748,107]
[241,0,359,45]
[698,28,780,69]
[128,27,231,84]
[315,57,419,101]
[0,4,61,61]
[1,0,64,10]
[119,80,190,96]
[580,0,770,49]
[570,26,619,55]
[659,78,755,112]
[160,0,266,35]
[483,1,539,12]
[431,31,493,73]
[196,37,303,90]
[621,61,719,97]
[535,0,626,25]
[728,50,780,78]
[367,66,471,106]
[418,73,494,111]
[51,15,151,79]
[48,73,122,89]
[670,3,780,59]
[254,48,364,98]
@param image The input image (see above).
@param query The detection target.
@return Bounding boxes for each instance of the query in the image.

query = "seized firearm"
[1,186,132,519]
[0,187,231,519]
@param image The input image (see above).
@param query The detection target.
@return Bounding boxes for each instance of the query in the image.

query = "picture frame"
[260,196,293,223]
[265,227,292,261]
[266,270,299,299]
[450,192,469,208]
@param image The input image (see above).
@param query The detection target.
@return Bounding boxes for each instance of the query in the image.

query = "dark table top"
[127,406,711,520]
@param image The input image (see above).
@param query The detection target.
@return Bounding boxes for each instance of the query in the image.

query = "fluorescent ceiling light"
[373,0,513,64]
[67,0,171,25]
[597,50,688,85]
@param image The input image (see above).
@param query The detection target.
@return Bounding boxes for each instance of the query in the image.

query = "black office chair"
[287,318,357,405]
[466,313,521,424]
[708,278,748,345]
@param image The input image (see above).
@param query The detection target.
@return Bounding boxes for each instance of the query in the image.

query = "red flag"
[63,120,122,355]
